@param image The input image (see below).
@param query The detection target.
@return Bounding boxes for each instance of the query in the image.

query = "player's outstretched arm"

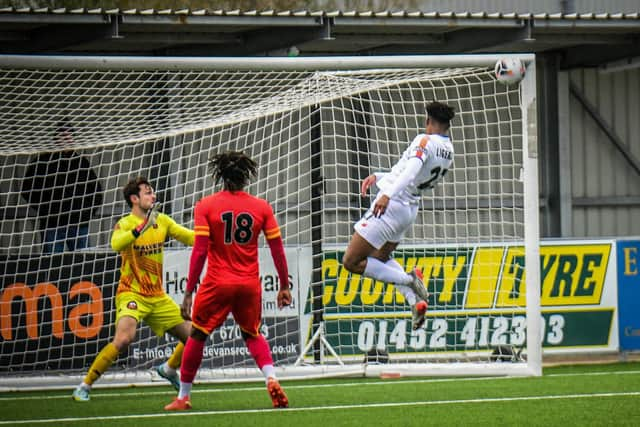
[111,221,136,251]
[373,157,422,217]
[267,235,291,309]
[183,234,208,319]
[167,217,196,247]
[360,174,377,197]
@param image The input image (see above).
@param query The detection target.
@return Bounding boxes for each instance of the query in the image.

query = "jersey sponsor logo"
[133,242,163,256]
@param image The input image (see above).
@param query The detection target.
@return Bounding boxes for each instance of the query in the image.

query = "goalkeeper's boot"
[267,377,289,408]
[164,396,192,411]
[71,386,90,402]
[411,300,428,330]
[156,364,180,391]
[408,268,430,303]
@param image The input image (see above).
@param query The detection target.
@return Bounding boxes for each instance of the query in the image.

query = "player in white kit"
[342,101,455,330]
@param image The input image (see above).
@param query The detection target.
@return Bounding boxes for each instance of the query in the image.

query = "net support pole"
[310,104,324,363]
[522,57,543,376]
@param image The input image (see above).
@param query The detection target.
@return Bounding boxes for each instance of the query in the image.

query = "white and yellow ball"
[494,58,526,85]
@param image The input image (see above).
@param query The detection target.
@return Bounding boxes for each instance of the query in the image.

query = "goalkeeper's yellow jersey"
[111,213,194,297]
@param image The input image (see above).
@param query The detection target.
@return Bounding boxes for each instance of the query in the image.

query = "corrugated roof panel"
[1,7,640,19]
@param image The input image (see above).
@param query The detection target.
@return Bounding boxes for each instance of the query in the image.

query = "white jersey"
[376,133,454,204]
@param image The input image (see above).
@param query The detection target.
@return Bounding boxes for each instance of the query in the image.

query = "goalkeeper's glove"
[132,202,161,238]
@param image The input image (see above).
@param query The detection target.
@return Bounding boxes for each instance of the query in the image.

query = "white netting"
[0,56,538,385]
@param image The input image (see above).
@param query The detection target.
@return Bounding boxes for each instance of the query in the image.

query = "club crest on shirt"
[127,301,138,310]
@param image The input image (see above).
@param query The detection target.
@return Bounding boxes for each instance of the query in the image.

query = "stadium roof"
[1,8,639,68]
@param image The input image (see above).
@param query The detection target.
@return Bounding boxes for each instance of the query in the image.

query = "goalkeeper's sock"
[246,335,274,369]
[180,338,204,385]
[166,341,184,371]
[83,342,119,386]
[364,257,412,285]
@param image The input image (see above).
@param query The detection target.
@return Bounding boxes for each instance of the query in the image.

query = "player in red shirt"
[165,151,292,411]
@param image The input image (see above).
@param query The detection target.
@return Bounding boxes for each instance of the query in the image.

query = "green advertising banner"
[323,310,614,356]
[308,241,618,358]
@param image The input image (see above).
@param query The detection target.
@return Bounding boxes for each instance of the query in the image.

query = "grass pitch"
[1,362,639,426]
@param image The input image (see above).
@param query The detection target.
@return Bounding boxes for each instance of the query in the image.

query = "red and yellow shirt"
[193,190,280,286]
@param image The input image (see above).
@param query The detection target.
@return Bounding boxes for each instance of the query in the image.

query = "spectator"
[21,121,103,253]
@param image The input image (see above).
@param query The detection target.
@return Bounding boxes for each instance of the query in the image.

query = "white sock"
[178,382,192,399]
[385,258,404,272]
[79,382,91,391]
[262,364,276,383]
[385,258,417,305]
[161,362,176,376]
[364,257,412,285]
[394,284,417,305]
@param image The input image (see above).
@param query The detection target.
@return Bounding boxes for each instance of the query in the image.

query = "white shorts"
[354,195,418,250]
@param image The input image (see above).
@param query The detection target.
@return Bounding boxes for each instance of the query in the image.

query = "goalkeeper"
[72,176,195,402]
[342,101,455,331]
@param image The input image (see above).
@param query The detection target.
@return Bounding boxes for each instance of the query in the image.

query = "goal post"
[0,54,540,388]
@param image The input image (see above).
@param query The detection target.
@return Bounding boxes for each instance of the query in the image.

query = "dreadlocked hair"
[209,151,257,192]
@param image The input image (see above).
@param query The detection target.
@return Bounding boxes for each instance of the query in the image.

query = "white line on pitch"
[1,369,640,402]
[1,391,639,425]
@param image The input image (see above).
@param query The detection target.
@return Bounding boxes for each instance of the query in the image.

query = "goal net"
[0,55,540,388]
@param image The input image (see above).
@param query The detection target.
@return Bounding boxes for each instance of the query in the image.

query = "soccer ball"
[494,58,526,85]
